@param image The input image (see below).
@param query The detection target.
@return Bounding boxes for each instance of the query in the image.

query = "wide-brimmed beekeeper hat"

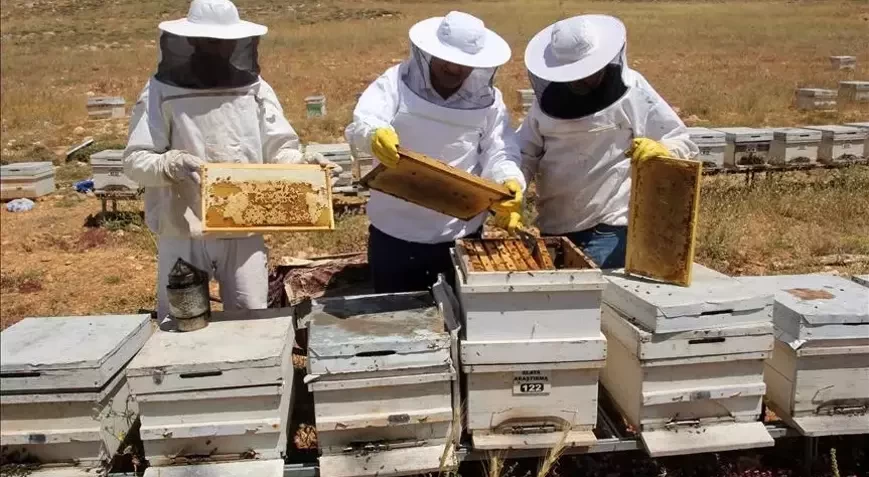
[409,11,511,69]
[525,14,626,83]
[159,0,267,40]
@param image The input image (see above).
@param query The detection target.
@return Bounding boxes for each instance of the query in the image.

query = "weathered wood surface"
[641,422,774,457]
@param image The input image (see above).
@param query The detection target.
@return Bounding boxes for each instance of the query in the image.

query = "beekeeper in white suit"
[519,15,697,269]
[125,0,338,319]
[346,11,526,293]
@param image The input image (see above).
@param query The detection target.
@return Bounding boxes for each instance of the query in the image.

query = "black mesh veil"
[155,32,260,89]
[400,44,498,110]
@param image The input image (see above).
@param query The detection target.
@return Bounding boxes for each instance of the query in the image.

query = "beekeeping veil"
[154,0,267,89]
[524,15,630,119]
[401,11,512,110]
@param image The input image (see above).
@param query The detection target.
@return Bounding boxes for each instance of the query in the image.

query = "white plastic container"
[769,128,822,165]
[829,56,856,70]
[90,149,139,192]
[839,80,869,103]
[0,162,55,200]
[686,127,726,169]
[843,122,869,158]
[305,95,326,118]
[305,292,457,477]
[126,309,294,466]
[87,97,125,119]
[600,304,775,457]
[737,275,869,436]
[715,127,773,167]
[794,88,837,111]
[0,314,152,466]
[804,125,867,163]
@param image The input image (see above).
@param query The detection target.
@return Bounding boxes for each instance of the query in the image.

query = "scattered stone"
[73,126,85,135]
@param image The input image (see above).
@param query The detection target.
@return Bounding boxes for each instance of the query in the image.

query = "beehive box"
[517,88,534,115]
[90,149,139,192]
[716,127,773,167]
[804,125,867,163]
[142,459,284,477]
[304,143,354,187]
[305,292,458,476]
[794,88,837,111]
[0,162,55,200]
[769,128,822,165]
[126,309,294,466]
[87,96,125,119]
[853,275,869,287]
[600,304,775,457]
[839,80,869,103]
[604,264,772,334]
[843,122,869,158]
[200,163,333,232]
[829,55,856,70]
[0,314,152,466]
[687,127,726,168]
[737,275,869,436]
[305,95,326,118]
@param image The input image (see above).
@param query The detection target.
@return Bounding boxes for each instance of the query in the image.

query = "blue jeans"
[563,224,628,269]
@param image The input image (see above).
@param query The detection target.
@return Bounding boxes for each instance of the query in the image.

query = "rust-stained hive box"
[626,156,702,286]
[361,148,510,220]
[201,163,333,232]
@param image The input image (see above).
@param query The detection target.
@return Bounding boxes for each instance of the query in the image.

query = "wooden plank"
[319,444,455,477]
[472,430,596,450]
[360,147,511,220]
[471,241,495,272]
[495,241,519,271]
[536,239,556,270]
[641,421,774,457]
[142,460,284,477]
[483,241,507,271]
[201,163,334,232]
[461,335,607,365]
[625,156,702,286]
[508,239,539,270]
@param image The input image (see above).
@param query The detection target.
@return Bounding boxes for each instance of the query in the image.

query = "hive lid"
[604,264,773,333]
[0,162,54,177]
[840,80,869,88]
[142,459,284,477]
[714,127,773,142]
[641,422,774,457]
[844,122,869,129]
[737,275,869,326]
[87,96,125,107]
[686,127,725,145]
[804,125,867,139]
[126,308,293,395]
[306,292,451,376]
[773,128,822,142]
[853,275,869,287]
[0,314,152,393]
[795,88,837,98]
[90,149,124,162]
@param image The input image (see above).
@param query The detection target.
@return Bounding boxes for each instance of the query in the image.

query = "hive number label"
[513,370,551,396]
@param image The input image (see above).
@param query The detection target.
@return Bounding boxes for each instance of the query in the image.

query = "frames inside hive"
[201,164,334,231]
[457,237,596,272]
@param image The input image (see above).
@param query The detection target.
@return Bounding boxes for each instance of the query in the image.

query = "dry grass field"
[1,0,869,329]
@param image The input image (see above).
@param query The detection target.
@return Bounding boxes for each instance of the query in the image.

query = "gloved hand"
[371,128,400,168]
[303,151,343,185]
[628,138,671,162]
[491,179,523,232]
[273,148,305,165]
[163,150,205,184]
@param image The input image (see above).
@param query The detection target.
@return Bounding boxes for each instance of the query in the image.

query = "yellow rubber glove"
[371,128,400,168]
[629,138,671,162]
[491,179,523,232]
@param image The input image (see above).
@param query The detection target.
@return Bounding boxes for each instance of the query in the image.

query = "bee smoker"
[166,258,210,332]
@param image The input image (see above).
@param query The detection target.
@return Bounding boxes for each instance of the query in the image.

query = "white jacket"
[518,67,697,235]
[124,77,300,238]
[345,65,525,244]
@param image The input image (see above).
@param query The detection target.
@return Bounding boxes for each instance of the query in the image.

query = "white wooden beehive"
[517,89,534,113]
[600,304,775,457]
[829,55,856,70]
[839,80,869,103]
[304,143,354,187]
[142,459,284,477]
[125,308,294,466]
[90,149,139,192]
[737,275,869,436]
[714,127,773,167]
[843,122,869,158]
[86,96,126,120]
[686,127,726,169]
[853,275,869,287]
[804,125,867,163]
[604,264,773,334]
[769,128,822,165]
[0,162,56,200]
[794,88,837,111]
[0,314,152,467]
[305,292,457,477]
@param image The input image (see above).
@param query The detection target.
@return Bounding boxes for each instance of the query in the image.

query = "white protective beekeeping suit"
[518,15,698,236]
[124,0,311,319]
[345,12,526,244]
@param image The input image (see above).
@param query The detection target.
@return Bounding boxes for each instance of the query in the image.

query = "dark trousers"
[563,223,628,270]
[367,226,480,294]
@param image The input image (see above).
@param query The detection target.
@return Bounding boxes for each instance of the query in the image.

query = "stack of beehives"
[0,314,152,471]
[737,275,869,437]
[125,309,294,470]
[601,264,777,457]
[450,237,608,450]
[304,292,458,477]
[303,143,355,189]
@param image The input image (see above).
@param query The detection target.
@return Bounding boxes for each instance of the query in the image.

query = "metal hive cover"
[737,275,869,325]
[715,127,773,142]
[0,162,53,177]
[90,149,124,162]
[361,147,511,221]
[0,314,152,392]
[773,128,822,142]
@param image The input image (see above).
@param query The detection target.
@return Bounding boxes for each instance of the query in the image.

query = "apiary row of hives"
[688,123,869,169]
